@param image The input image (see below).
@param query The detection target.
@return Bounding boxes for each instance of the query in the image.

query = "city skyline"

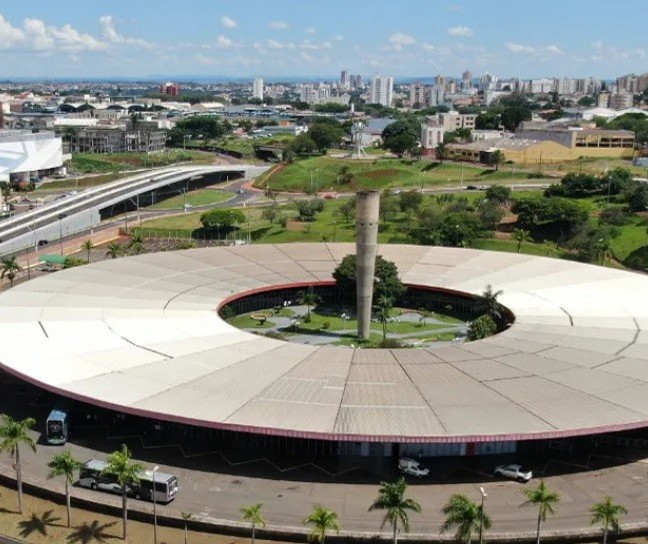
[0,0,646,80]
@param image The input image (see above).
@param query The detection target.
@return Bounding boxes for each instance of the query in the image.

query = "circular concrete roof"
[1,243,648,443]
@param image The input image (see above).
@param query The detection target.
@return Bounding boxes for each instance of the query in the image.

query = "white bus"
[78,459,179,503]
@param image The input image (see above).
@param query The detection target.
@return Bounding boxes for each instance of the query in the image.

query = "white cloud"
[447,26,473,37]
[99,15,151,48]
[221,16,237,29]
[505,41,535,53]
[389,32,415,46]
[305,27,316,34]
[23,18,107,51]
[334,35,343,41]
[544,44,564,55]
[215,35,237,48]
[266,39,294,49]
[300,51,315,62]
[421,43,435,52]
[300,39,332,51]
[269,21,289,30]
[0,15,25,49]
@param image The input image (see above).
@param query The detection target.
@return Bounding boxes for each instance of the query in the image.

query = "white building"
[420,117,444,150]
[426,85,445,107]
[0,130,64,183]
[369,75,394,107]
[252,78,264,100]
[610,92,634,110]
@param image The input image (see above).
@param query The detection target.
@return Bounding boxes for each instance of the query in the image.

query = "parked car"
[37,239,49,246]
[494,464,532,482]
[398,458,430,477]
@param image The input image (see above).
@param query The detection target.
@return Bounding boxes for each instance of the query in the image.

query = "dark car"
[37,239,49,246]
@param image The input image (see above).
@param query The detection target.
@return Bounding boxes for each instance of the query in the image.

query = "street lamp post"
[152,465,159,544]
[479,486,487,544]
[57,213,66,256]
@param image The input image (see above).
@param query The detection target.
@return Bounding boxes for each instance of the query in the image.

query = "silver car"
[494,464,532,482]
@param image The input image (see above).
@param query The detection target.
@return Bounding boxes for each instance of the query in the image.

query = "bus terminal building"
[0,244,648,465]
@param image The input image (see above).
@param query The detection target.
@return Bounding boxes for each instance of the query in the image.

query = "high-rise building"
[409,82,426,107]
[369,75,393,106]
[252,78,264,100]
[340,70,350,89]
[350,74,363,90]
[426,85,445,107]
[461,70,473,91]
[610,92,633,110]
[597,91,610,108]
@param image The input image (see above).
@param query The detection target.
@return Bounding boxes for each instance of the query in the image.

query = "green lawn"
[69,150,215,174]
[148,189,233,210]
[471,238,563,258]
[228,314,275,329]
[610,225,648,261]
[260,156,523,192]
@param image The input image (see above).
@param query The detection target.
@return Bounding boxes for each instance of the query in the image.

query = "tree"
[521,479,560,544]
[441,494,492,544]
[337,165,354,185]
[436,142,448,163]
[296,198,325,222]
[375,294,393,344]
[303,504,340,544]
[240,503,267,544]
[578,96,596,107]
[489,150,505,171]
[384,133,418,157]
[477,284,504,322]
[48,449,82,527]
[380,193,399,224]
[261,205,279,226]
[336,197,356,223]
[626,183,648,212]
[289,134,317,155]
[200,208,246,229]
[399,191,423,214]
[485,185,511,204]
[589,496,627,544]
[333,255,405,303]
[297,286,320,320]
[368,477,421,544]
[103,444,144,540]
[0,414,37,514]
[63,256,87,269]
[467,315,497,341]
[106,242,123,259]
[128,233,145,255]
[500,105,532,131]
[512,228,532,253]
[81,239,93,263]
[308,122,344,152]
[1,256,21,288]
[438,212,482,247]
[181,512,192,544]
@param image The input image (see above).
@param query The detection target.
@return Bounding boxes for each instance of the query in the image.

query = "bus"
[78,459,179,503]
[45,409,69,445]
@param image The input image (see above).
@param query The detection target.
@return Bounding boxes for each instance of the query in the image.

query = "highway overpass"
[0,163,269,257]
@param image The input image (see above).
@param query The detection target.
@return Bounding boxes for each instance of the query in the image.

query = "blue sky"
[0,0,646,81]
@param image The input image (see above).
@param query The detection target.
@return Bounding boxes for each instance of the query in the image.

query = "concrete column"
[356,190,380,340]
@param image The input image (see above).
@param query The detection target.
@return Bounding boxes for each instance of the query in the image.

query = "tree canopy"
[200,208,246,229]
[333,254,405,303]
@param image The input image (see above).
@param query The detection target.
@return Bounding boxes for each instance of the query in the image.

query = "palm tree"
[0,414,37,514]
[369,477,421,544]
[240,503,267,544]
[103,444,144,540]
[441,494,491,544]
[512,228,531,253]
[1,256,21,287]
[81,239,93,263]
[590,496,627,544]
[106,242,123,259]
[436,142,448,164]
[128,233,145,255]
[477,284,503,322]
[297,286,320,321]
[47,449,82,527]
[521,479,560,544]
[181,512,192,544]
[303,504,340,544]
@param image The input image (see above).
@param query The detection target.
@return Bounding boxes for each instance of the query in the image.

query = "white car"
[494,464,532,482]
[398,458,430,477]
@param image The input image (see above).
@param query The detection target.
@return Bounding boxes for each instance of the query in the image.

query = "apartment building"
[616,73,648,94]
[610,92,634,110]
[437,111,477,130]
[369,75,394,107]
[409,82,426,107]
[252,78,264,100]
[420,117,444,150]
[68,124,167,154]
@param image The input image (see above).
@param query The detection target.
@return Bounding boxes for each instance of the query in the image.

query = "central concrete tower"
[356,190,380,341]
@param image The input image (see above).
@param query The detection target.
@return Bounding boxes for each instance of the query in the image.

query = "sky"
[0,0,646,81]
